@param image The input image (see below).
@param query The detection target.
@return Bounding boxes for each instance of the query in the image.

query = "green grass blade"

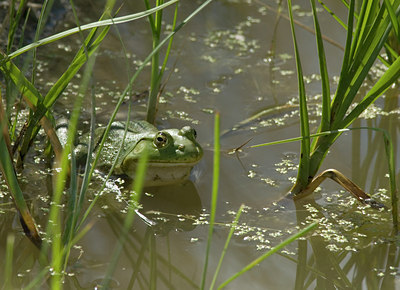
[287,0,310,190]
[4,234,15,289]
[317,0,346,29]
[0,53,43,107]
[0,137,41,247]
[47,54,98,288]
[6,0,28,53]
[381,131,398,229]
[310,0,330,132]
[384,0,400,41]
[330,0,355,122]
[201,112,220,290]
[340,54,400,128]
[217,222,318,289]
[4,0,179,61]
[250,128,351,148]
[101,151,149,288]
[210,204,244,289]
[332,5,394,127]
[159,4,179,78]
[76,0,214,231]
[42,27,109,109]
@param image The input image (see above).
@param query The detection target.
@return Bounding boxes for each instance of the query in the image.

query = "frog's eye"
[154,132,168,148]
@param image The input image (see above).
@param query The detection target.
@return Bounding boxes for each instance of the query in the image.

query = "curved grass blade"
[101,150,149,289]
[0,136,41,248]
[210,204,244,289]
[77,0,214,230]
[218,222,318,289]
[4,0,179,61]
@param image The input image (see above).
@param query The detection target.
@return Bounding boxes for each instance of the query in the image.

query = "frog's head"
[120,126,203,185]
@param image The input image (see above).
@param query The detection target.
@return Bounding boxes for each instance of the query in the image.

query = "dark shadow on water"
[140,180,202,234]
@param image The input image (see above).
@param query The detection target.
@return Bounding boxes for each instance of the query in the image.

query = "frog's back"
[126,120,157,133]
[74,120,157,170]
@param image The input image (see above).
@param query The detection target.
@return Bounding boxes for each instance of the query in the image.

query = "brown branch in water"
[22,98,64,163]
[0,93,13,159]
[294,169,387,210]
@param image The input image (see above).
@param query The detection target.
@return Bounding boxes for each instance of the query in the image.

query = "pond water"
[1,0,400,288]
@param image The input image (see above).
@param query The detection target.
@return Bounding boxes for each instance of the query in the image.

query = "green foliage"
[287,0,400,201]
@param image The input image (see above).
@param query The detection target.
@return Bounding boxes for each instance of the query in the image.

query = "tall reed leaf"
[287,0,310,192]
[201,112,220,289]
[310,0,330,133]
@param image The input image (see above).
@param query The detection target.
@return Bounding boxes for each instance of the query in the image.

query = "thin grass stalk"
[294,238,307,290]
[218,222,318,289]
[67,6,138,238]
[210,204,244,289]
[17,6,31,51]
[150,232,157,289]
[46,54,97,289]
[101,151,148,288]
[57,0,103,245]
[63,0,100,254]
[6,0,28,54]
[4,234,15,289]
[77,0,214,230]
[382,131,398,229]
[287,0,310,193]
[146,0,166,124]
[61,150,78,270]
[129,228,152,288]
[310,0,330,133]
[4,0,179,62]
[6,0,17,52]
[200,112,220,290]
[31,0,54,85]
[323,0,354,126]
[159,4,179,79]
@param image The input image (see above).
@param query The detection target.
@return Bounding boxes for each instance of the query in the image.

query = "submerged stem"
[292,169,386,210]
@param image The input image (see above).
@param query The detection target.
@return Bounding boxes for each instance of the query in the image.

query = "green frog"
[73,120,203,186]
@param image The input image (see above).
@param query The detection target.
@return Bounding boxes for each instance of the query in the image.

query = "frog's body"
[74,121,203,186]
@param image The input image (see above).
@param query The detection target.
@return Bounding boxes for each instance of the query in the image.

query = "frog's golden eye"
[154,132,168,148]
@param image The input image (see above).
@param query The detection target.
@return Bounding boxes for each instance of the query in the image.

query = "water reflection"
[292,198,399,289]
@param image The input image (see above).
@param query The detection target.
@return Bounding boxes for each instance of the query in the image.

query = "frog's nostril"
[178,145,185,152]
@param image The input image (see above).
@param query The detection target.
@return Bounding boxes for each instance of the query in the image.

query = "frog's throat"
[141,161,201,167]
